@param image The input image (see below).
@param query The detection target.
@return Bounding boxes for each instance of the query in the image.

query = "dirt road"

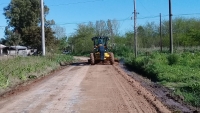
[0,58,171,113]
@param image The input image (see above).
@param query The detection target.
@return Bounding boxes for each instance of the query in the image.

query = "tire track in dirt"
[113,64,171,113]
[73,64,171,113]
[111,67,145,113]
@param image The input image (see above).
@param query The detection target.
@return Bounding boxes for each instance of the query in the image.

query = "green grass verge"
[0,54,74,88]
[125,52,200,107]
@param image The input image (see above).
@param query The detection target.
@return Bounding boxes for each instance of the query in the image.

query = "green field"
[125,52,200,107]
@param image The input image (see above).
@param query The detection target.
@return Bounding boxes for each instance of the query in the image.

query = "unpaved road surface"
[0,57,171,113]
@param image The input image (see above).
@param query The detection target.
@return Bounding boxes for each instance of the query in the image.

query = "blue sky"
[0,0,200,38]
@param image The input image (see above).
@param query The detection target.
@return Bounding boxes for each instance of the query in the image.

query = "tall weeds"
[0,55,73,88]
[125,52,200,107]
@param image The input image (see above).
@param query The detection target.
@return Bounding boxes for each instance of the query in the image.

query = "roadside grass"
[0,54,74,88]
[125,52,200,107]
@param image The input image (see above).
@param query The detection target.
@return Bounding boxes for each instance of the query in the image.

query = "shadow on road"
[70,61,90,66]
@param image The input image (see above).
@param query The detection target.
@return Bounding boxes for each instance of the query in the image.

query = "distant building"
[1,45,37,56]
[0,44,6,56]
[8,46,30,56]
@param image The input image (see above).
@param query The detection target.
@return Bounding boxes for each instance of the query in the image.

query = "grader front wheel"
[110,52,114,65]
[90,53,95,65]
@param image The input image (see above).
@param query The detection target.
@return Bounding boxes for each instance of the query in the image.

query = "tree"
[137,26,146,48]
[4,26,22,46]
[187,29,200,46]
[4,0,47,33]
[3,0,56,52]
[52,25,68,53]
[107,19,120,45]
[109,19,119,36]
[4,27,22,55]
[58,36,68,51]
[0,38,7,45]
[67,23,95,54]
[124,31,134,48]
[52,25,66,39]
[95,20,108,36]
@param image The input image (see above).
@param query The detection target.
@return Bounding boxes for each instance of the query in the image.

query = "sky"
[0,0,200,39]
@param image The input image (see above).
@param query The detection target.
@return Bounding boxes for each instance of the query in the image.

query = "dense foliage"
[125,52,200,107]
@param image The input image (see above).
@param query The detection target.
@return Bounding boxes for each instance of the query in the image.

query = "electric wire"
[57,12,200,26]
[49,0,104,6]
[137,0,151,16]
[57,15,132,26]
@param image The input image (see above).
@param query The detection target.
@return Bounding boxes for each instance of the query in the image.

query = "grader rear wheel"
[90,53,95,65]
[110,52,114,65]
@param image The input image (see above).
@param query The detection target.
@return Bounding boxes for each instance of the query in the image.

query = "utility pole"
[160,13,162,52]
[41,0,45,56]
[133,0,137,58]
[169,0,173,54]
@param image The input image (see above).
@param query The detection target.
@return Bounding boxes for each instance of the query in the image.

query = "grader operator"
[89,36,114,65]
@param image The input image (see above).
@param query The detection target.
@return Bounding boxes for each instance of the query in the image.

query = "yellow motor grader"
[89,36,114,65]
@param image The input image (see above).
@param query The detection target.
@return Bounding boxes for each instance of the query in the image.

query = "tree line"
[1,0,200,55]
[68,17,200,55]
[137,17,200,49]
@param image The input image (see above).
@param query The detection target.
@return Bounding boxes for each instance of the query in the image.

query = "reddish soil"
[0,57,174,113]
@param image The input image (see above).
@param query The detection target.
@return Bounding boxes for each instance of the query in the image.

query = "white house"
[9,45,30,56]
[0,44,6,55]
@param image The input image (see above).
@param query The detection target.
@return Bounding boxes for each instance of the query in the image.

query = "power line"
[137,0,151,15]
[138,15,159,19]
[56,12,200,26]
[49,0,104,6]
[120,14,133,27]
[174,13,200,16]
[137,13,200,19]
[1,13,199,28]
[57,15,132,25]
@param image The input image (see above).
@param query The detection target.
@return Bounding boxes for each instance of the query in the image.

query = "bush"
[125,52,200,107]
[167,54,179,65]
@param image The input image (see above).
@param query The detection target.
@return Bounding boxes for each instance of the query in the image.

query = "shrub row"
[125,52,200,107]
